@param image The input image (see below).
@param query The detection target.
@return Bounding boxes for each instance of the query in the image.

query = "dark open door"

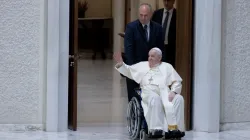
[68,0,78,131]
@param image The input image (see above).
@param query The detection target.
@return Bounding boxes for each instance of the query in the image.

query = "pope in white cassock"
[113,47,185,138]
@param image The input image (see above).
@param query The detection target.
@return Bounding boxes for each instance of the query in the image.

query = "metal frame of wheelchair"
[126,88,182,140]
[127,89,145,140]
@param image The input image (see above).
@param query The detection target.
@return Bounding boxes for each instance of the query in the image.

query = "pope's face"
[148,50,161,67]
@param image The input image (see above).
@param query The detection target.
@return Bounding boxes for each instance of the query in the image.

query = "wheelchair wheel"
[127,97,142,140]
[140,129,147,140]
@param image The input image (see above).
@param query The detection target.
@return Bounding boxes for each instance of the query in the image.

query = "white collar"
[164,8,174,13]
[150,62,161,69]
[142,22,150,28]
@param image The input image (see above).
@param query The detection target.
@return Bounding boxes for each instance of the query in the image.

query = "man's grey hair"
[151,47,162,58]
[139,3,153,12]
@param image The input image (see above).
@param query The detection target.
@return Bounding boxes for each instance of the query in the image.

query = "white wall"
[220,0,250,131]
[0,0,45,130]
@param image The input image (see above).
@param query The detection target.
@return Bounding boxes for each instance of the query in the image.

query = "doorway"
[68,0,127,131]
[68,0,194,131]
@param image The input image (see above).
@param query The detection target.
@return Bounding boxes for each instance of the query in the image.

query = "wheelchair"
[126,88,184,140]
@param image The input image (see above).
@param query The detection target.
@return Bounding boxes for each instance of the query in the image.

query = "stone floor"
[0,127,249,140]
[77,59,128,126]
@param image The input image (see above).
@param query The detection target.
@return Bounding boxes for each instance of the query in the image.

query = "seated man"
[113,48,185,138]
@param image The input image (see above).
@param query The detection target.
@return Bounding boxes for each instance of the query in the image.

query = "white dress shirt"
[162,8,174,45]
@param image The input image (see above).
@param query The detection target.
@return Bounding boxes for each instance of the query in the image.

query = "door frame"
[46,0,222,132]
[45,0,194,132]
[45,0,70,131]
[68,0,78,131]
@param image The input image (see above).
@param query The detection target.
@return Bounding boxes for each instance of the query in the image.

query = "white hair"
[151,47,162,57]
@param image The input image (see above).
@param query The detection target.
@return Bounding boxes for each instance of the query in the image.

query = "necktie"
[162,11,169,38]
[144,25,148,41]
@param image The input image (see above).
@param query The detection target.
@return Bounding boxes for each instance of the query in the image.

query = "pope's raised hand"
[113,52,123,63]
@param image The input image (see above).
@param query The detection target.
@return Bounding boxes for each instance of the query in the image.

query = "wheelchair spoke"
[133,101,139,134]
[127,101,133,136]
[127,97,142,139]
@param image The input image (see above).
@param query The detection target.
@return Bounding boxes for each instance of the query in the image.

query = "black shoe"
[180,131,185,137]
[148,129,163,138]
[165,131,171,139]
[169,129,182,138]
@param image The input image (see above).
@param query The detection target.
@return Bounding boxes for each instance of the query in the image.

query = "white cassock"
[115,61,185,132]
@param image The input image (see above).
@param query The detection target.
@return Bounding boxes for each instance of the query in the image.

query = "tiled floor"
[0,127,249,140]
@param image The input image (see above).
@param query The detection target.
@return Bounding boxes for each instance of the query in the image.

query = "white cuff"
[115,62,123,69]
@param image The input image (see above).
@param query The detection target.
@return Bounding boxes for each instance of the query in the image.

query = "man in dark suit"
[124,3,165,102]
[152,0,176,67]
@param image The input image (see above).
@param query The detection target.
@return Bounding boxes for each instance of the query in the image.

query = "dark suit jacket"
[152,8,176,47]
[124,20,165,65]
